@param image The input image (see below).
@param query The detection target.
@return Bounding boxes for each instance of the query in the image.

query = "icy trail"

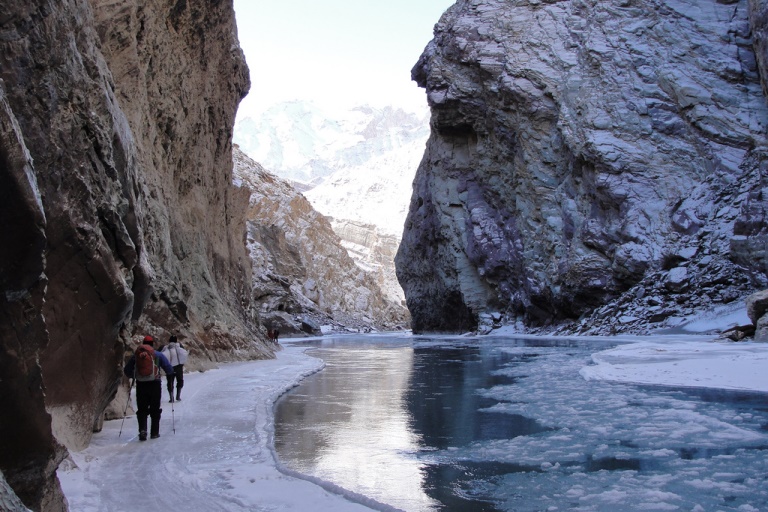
[58,345,382,512]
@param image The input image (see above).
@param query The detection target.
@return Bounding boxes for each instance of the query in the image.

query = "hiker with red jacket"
[123,335,175,441]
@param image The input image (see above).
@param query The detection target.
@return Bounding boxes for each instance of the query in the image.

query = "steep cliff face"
[330,219,405,306]
[233,147,409,333]
[0,1,267,509]
[397,0,768,333]
[91,0,269,361]
[0,81,59,510]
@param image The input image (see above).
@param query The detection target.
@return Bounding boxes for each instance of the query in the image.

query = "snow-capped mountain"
[235,101,429,187]
[234,101,430,304]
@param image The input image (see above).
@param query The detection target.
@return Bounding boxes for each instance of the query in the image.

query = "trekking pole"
[170,392,176,434]
[118,378,134,438]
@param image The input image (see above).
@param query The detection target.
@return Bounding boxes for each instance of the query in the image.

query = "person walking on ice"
[123,335,175,441]
[161,334,188,402]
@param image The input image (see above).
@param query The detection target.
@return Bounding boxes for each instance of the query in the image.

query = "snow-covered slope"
[303,136,427,238]
[234,102,430,305]
[232,147,409,333]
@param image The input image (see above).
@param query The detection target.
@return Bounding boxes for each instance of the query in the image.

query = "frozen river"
[274,335,768,511]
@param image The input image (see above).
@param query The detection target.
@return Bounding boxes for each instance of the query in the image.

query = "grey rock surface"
[0,471,30,512]
[0,0,270,508]
[397,0,768,334]
[746,288,768,323]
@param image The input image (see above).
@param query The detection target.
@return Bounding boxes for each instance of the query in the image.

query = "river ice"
[58,348,381,512]
[58,331,768,512]
[427,340,768,511]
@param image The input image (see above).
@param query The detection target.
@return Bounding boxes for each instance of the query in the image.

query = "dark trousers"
[166,364,184,398]
[135,380,162,436]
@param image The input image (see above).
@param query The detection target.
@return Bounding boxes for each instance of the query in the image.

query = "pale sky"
[232,0,455,118]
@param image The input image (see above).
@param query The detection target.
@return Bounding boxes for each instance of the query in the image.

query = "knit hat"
[143,335,155,345]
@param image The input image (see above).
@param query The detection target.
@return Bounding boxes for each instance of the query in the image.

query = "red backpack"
[135,345,158,381]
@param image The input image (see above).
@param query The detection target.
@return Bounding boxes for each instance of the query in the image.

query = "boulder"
[665,267,690,293]
[300,317,322,336]
[721,324,756,341]
[749,288,768,341]
[746,289,768,325]
[755,315,768,342]
[261,311,303,338]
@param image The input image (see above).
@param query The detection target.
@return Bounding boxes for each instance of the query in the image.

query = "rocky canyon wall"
[396,0,768,334]
[236,102,429,317]
[0,1,269,509]
[233,147,409,334]
[91,0,271,361]
[330,219,405,307]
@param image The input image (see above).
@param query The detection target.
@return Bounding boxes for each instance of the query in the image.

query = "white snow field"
[59,333,768,512]
[581,337,768,391]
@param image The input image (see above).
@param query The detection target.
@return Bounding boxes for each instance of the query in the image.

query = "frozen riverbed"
[58,345,382,512]
[59,334,768,512]
[275,335,768,511]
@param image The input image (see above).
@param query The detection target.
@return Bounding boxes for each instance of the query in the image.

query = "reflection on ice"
[275,336,768,511]
[275,344,441,511]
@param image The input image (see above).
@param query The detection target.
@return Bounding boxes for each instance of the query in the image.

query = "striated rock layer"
[233,147,409,333]
[397,0,768,334]
[330,219,405,307]
[0,1,270,509]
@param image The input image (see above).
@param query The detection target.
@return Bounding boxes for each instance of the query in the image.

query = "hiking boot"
[176,395,181,401]
[139,431,147,441]
[169,397,174,403]
[150,433,160,439]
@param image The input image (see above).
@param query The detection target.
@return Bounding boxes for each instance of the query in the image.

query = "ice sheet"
[59,333,768,512]
[58,344,386,512]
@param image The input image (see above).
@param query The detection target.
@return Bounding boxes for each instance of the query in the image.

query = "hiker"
[273,329,279,343]
[161,334,188,402]
[123,335,175,441]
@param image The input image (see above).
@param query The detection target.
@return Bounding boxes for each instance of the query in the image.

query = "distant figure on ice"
[267,328,280,344]
[161,334,188,402]
[124,335,175,441]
